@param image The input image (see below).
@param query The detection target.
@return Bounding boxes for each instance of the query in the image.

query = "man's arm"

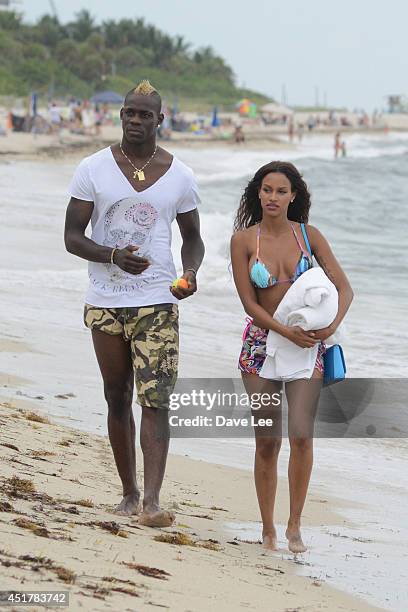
[177,208,205,274]
[170,209,205,299]
[64,197,150,274]
[64,197,110,262]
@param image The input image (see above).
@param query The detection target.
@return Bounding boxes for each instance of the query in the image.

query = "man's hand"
[113,245,150,275]
[283,325,320,348]
[169,270,197,300]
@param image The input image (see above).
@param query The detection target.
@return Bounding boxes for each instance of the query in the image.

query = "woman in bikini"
[230,161,353,553]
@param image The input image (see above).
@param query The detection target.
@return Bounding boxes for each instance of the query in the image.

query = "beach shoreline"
[0,395,382,612]
[0,123,404,163]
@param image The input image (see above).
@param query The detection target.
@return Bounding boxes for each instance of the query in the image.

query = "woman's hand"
[283,325,320,348]
[308,325,335,342]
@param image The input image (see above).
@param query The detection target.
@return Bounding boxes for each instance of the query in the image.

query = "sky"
[18,0,408,110]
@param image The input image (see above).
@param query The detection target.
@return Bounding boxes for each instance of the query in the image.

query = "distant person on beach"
[73,102,83,131]
[49,103,61,133]
[307,115,315,131]
[341,140,347,157]
[288,119,294,142]
[64,80,204,527]
[94,104,103,136]
[230,161,353,552]
[234,124,245,144]
[334,132,342,158]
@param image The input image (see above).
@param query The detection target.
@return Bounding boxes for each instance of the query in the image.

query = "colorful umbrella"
[236,98,257,118]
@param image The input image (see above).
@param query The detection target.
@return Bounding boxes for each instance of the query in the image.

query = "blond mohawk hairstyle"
[133,80,157,96]
[124,80,162,112]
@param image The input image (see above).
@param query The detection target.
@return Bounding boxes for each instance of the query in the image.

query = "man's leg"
[139,405,174,526]
[91,329,140,515]
[128,304,178,527]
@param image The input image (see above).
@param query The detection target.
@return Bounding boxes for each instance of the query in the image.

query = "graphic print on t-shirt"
[98,197,159,291]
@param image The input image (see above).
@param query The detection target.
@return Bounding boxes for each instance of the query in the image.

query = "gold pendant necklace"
[119,143,158,181]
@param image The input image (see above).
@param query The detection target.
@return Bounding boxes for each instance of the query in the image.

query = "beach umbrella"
[236,98,250,115]
[236,98,257,117]
[248,101,257,118]
[211,106,220,127]
[90,90,123,104]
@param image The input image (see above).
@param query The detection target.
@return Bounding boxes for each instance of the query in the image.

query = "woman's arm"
[308,225,354,340]
[230,232,317,348]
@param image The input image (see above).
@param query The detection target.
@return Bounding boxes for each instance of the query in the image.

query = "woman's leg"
[242,373,283,549]
[285,366,323,552]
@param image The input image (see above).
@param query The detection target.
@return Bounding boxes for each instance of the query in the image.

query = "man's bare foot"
[113,492,140,516]
[262,529,278,550]
[138,508,175,528]
[285,526,307,553]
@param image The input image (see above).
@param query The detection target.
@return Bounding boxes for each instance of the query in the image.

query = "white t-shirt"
[68,146,200,307]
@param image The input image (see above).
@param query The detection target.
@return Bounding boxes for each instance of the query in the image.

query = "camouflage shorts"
[84,303,179,410]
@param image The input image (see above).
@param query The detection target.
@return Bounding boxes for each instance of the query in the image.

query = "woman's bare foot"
[285,525,307,553]
[138,508,175,528]
[262,528,278,550]
[113,492,140,516]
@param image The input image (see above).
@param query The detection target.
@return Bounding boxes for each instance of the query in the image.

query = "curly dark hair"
[233,161,311,231]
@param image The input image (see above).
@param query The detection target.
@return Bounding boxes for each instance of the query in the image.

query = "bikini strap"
[255,224,261,260]
[300,223,313,258]
[290,223,307,253]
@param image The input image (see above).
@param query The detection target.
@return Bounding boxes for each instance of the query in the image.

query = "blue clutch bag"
[323,344,346,387]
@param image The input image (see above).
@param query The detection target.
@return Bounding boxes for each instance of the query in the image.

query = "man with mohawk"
[64,80,204,526]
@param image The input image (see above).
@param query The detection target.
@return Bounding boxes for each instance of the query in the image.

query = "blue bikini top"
[250,223,313,289]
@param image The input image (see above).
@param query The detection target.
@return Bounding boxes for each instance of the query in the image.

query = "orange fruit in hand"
[172,278,189,290]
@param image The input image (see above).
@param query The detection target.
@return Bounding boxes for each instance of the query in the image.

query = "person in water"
[230,161,353,553]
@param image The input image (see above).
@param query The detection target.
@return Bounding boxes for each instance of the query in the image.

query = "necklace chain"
[119,143,158,175]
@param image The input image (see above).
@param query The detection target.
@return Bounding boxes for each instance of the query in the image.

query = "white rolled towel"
[259,267,346,381]
[304,286,329,307]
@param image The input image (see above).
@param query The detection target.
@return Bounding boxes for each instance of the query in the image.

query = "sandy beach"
[1,117,405,162]
[0,125,295,163]
[0,394,382,612]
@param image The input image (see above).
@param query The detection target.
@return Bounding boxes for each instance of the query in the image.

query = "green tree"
[114,46,151,72]
[194,46,235,83]
[0,30,23,65]
[32,15,65,48]
[16,58,52,88]
[76,52,105,84]
[67,10,97,42]
[87,32,105,53]
[22,42,49,62]
[55,39,81,71]
[0,11,270,108]
[0,10,22,31]
[102,19,121,48]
